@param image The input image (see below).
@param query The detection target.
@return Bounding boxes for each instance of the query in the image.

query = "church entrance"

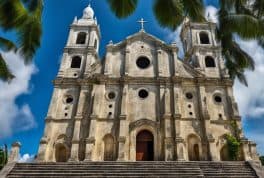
[136,130,154,161]
[55,143,68,162]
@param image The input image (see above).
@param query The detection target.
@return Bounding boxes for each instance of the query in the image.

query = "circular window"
[136,57,150,69]
[108,92,116,100]
[66,96,73,104]
[214,95,222,103]
[185,92,193,100]
[138,89,149,99]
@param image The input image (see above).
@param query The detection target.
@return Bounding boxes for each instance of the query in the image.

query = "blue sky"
[0,0,264,159]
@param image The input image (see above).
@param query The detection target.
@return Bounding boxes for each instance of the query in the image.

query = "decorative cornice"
[52,75,233,87]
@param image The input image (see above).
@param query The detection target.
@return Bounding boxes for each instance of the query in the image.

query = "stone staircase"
[5,161,258,178]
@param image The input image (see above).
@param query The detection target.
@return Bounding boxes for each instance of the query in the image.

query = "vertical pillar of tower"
[198,85,211,160]
[208,138,219,161]
[117,85,128,161]
[125,49,130,76]
[172,47,179,76]
[163,86,174,161]
[173,85,184,160]
[47,87,60,118]
[84,118,96,161]
[69,86,90,162]
[157,49,163,76]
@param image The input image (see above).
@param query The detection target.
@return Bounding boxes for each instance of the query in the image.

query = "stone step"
[6,161,258,178]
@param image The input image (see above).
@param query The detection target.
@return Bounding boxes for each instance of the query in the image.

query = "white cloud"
[19,153,35,163]
[234,40,264,118]
[0,52,37,138]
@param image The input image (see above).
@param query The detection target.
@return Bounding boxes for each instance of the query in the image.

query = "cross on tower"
[137,18,147,31]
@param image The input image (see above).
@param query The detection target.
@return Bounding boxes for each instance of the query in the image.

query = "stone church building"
[37,4,259,162]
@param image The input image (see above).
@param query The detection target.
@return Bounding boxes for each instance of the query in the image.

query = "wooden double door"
[136,130,154,161]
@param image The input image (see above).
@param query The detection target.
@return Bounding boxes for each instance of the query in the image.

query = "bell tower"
[37,3,101,162]
[58,3,101,79]
[180,18,228,78]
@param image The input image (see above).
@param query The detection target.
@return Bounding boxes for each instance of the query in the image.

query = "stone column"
[164,87,174,161]
[175,137,185,161]
[125,49,130,76]
[172,46,179,76]
[157,48,163,76]
[69,86,89,162]
[47,87,60,118]
[208,138,219,161]
[84,137,95,161]
[240,139,252,161]
[117,85,128,161]
[8,142,21,163]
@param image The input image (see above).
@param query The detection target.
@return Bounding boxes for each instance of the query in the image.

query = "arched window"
[205,56,216,68]
[199,32,210,44]
[71,56,81,68]
[76,32,86,44]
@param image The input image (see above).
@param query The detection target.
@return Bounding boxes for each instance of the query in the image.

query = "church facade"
[37,4,259,162]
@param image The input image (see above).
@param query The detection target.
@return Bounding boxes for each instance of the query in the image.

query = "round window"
[214,95,222,103]
[185,92,193,100]
[108,92,116,100]
[138,89,149,99]
[136,57,150,69]
[66,96,73,104]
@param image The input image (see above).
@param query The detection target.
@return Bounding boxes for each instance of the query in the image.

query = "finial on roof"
[207,12,212,22]
[73,16,77,24]
[83,1,94,19]
[183,16,190,24]
[137,18,147,31]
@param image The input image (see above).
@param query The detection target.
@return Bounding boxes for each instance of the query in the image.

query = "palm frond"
[221,14,264,39]
[0,53,14,82]
[229,41,255,70]
[0,37,17,52]
[153,0,184,30]
[107,0,138,18]
[0,0,28,30]
[17,15,42,63]
[182,0,205,22]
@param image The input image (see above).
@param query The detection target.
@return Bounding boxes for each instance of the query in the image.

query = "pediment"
[108,30,178,52]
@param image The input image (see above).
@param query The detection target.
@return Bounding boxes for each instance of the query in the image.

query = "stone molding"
[129,119,158,132]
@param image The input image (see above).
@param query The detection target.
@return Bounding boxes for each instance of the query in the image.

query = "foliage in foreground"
[0,0,43,82]
[0,144,8,170]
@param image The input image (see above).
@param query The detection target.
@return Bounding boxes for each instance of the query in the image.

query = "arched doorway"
[136,130,154,161]
[104,134,115,161]
[220,144,229,161]
[55,143,68,162]
[187,134,201,161]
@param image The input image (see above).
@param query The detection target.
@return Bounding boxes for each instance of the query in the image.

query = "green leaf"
[17,15,42,63]
[107,0,138,19]
[153,0,184,30]
[0,37,17,52]
[182,0,205,22]
[221,14,264,39]
[0,0,28,30]
[0,53,15,82]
